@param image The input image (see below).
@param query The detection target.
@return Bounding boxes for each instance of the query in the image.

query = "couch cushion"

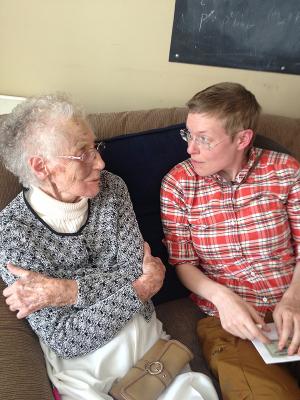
[155,297,207,372]
[155,297,222,397]
[101,123,290,305]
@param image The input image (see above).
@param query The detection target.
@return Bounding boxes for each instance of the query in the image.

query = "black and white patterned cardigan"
[0,171,154,358]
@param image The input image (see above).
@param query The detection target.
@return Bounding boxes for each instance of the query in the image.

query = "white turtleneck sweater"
[26,186,88,233]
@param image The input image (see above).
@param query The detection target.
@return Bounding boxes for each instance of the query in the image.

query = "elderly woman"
[0,95,218,400]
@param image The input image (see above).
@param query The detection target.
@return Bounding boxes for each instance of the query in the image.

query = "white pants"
[41,312,218,400]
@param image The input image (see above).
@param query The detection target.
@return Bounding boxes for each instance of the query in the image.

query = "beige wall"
[1,0,299,117]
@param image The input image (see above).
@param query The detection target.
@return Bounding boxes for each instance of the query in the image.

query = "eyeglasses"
[57,141,105,163]
[179,129,227,151]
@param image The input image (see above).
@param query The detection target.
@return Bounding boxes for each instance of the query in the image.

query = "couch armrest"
[0,279,53,400]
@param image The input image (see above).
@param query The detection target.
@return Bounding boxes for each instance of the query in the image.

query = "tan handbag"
[109,339,193,400]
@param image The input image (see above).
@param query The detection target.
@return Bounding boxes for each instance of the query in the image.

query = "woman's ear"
[237,129,254,150]
[28,156,49,180]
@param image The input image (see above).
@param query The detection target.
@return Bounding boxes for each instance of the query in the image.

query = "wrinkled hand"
[273,284,300,355]
[133,243,165,302]
[214,287,270,343]
[3,263,77,319]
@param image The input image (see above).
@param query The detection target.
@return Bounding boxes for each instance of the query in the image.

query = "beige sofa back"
[0,108,300,212]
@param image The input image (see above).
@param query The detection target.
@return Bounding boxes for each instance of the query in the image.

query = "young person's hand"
[273,282,300,355]
[214,287,270,343]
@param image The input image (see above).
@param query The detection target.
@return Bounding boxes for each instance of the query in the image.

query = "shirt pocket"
[239,189,286,208]
[242,191,288,222]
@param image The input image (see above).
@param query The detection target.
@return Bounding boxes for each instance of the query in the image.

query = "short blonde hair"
[187,82,261,138]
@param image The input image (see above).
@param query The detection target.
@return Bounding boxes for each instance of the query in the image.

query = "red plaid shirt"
[161,148,300,316]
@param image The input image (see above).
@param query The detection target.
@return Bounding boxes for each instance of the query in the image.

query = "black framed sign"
[169,0,300,75]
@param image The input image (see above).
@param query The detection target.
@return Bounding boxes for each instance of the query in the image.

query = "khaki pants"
[197,317,300,400]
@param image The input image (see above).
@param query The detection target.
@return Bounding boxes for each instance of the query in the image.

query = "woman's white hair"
[0,93,86,187]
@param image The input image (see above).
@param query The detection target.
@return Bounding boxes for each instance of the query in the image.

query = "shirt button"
[263,297,268,303]
[251,271,256,277]
[231,220,236,226]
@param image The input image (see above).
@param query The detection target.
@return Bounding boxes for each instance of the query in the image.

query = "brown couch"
[0,107,300,399]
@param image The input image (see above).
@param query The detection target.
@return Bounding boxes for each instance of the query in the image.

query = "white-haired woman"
[0,95,218,400]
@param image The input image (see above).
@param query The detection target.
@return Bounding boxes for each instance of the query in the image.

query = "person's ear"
[28,156,49,180]
[236,129,253,150]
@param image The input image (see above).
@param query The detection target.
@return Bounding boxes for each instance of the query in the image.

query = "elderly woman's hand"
[133,243,165,302]
[3,263,78,318]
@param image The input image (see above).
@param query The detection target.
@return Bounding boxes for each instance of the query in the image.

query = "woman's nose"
[187,139,199,155]
[94,152,105,170]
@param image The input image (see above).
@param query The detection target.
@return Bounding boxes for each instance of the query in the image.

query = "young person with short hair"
[161,82,300,399]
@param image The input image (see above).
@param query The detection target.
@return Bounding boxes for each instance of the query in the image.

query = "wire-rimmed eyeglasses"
[57,141,105,163]
[179,129,227,151]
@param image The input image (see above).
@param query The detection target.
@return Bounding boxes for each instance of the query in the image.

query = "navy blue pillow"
[101,124,289,304]
[101,124,188,304]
